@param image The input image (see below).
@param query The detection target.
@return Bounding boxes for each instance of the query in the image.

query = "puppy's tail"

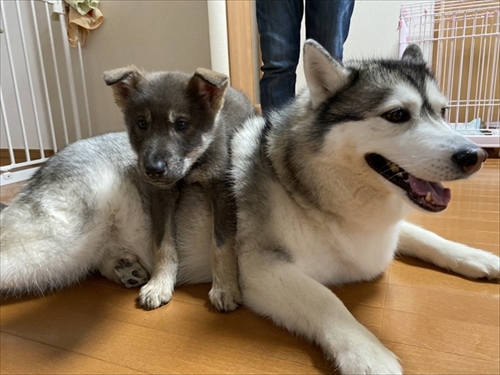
[0,203,105,296]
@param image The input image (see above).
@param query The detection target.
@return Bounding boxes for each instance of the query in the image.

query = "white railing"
[0,0,91,185]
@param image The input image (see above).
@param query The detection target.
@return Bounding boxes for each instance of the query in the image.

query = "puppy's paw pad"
[137,282,173,310]
[209,287,241,312]
[114,258,149,288]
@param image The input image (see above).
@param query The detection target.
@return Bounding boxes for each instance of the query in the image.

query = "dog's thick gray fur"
[0,68,255,312]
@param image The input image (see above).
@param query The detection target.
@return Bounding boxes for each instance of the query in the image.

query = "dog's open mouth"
[365,153,451,212]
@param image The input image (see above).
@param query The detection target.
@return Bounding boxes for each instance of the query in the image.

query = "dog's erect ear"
[303,39,353,109]
[103,65,145,109]
[188,68,228,112]
[401,44,426,64]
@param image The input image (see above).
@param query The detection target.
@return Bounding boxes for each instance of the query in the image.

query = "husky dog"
[0,67,255,312]
[225,40,499,373]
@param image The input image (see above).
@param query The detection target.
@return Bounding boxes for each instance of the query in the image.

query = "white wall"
[344,0,411,59]
[83,0,212,135]
[208,1,230,76]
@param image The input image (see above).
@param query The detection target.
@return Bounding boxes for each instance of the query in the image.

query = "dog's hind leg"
[398,221,500,279]
[238,248,402,374]
[97,192,154,289]
[98,247,150,288]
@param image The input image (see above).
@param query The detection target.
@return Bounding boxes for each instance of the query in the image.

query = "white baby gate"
[0,0,91,186]
[399,0,500,148]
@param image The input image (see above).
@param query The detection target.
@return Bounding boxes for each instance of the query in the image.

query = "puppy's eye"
[175,120,189,131]
[441,107,447,118]
[138,119,148,130]
[382,108,411,123]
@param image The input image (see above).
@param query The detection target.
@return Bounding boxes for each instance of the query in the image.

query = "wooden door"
[225,0,257,104]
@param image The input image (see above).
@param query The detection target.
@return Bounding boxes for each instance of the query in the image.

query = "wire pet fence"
[0,0,91,186]
[399,0,500,147]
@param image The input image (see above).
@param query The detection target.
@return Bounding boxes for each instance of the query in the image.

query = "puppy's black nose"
[452,147,488,175]
[144,160,167,179]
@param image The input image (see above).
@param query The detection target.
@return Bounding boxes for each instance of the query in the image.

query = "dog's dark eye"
[175,120,189,131]
[138,119,148,130]
[382,108,411,123]
[441,107,447,118]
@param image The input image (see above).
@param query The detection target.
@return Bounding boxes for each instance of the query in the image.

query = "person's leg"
[256,0,303,115]
[306,0,355,61]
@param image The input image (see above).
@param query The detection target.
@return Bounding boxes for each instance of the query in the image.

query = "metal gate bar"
[0,0,91,185]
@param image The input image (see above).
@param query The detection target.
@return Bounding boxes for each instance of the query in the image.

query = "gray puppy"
[0,67,255,312]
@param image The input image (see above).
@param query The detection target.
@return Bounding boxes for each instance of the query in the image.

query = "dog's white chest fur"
[269,182,401,285]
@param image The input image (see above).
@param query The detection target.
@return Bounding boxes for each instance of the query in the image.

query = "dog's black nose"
[452,147,488,175]
[144,160,167,179]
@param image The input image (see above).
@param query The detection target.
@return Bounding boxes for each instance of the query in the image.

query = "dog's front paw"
[137,280,173,310]
[209,285,242,312]
[454,249,500,280]
[333,327,402,375]
[336,347,402,375]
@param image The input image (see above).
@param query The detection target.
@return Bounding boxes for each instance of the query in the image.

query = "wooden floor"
[1,160,499,374]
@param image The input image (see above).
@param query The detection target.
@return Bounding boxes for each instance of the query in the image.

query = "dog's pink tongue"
[408,175,451,205]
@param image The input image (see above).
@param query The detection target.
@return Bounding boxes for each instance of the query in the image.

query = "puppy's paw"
[137,280,173,310]
[114,258,149,288]
[209,285,242,312]
[454,250,500,280]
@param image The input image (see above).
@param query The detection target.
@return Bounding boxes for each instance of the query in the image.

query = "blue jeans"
[256,0,355,115]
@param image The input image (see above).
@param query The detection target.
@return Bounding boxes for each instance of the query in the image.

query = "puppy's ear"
[303,39,353,109]
[188,68,228,113]
[103,65,144,109]
[401,44,426,64]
